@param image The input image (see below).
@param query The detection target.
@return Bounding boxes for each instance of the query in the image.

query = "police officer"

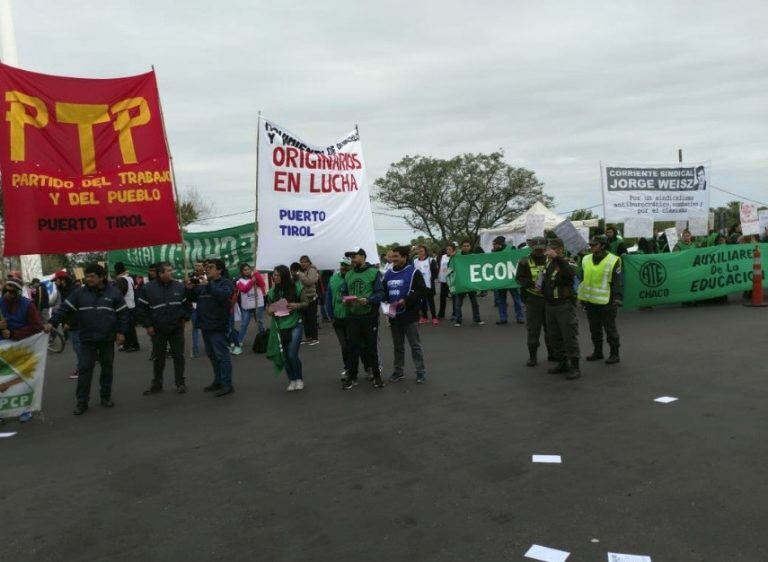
[516,237,551,366]
[578,236,623,364]
[542,239,580,379]
[47,263,129,415]
[136,261,193,395]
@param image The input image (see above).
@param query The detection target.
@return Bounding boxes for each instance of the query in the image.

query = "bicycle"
[47,326,67,353]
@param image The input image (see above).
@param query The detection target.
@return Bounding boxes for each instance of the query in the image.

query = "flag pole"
[152,65,189,277]
[254,111,261,268]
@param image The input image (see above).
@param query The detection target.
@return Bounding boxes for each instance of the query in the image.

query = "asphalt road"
[3,294,767,562]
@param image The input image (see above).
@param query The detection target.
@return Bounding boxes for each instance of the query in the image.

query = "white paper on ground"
[654,396,678,404]
[532,455,562,463]
[524,544,570,561]
[607,553,652,562]
[0,432,17,438]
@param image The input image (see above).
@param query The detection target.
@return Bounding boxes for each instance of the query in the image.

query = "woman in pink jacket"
[233,263,267,354]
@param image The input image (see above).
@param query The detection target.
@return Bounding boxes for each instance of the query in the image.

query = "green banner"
[451,248,531,293]
[107,223,256,278]
[623,244,767,307]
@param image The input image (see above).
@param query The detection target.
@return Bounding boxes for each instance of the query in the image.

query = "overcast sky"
[12,0,768,242]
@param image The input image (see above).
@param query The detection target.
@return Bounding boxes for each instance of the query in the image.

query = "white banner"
[759,209,768,238]
[525,214,545,239]
[687,214,709,236]
[255,118,378,270]
[740,202,760,236]
[623,216,654,239]
[664,227,679,253]
[553,219,588,255]
[0,333,48,418]
[601,161,711,221]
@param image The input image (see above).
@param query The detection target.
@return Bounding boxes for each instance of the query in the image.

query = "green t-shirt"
[674,241,697,252]
[328,272,347,320]
[344,266,379,316]
[267,282,304,329]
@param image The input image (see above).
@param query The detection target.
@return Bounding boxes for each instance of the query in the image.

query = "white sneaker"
[287,380,297,392]
[232,345,242,355]
[295,380,304,390]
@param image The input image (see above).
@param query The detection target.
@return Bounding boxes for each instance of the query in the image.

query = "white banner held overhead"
[525,214,546,239]
[553,219,588,255]
[664,227,679,252]
[622,216,654,239]
[687,214,709,237]
[601,161,710,221]
[740,202,760,236]
[256,118,377,270]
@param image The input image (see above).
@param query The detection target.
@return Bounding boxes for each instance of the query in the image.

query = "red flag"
[0,64,181,255]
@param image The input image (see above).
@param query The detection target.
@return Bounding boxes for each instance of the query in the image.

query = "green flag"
[266,323,285,376]
[623,243,767,307]
[451,247,531,293]
[107,223,256,278]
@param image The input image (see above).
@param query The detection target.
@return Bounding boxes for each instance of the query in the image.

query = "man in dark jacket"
[516,237,552,366]
[0,277,43,341]
[383,246,428,383]
[341,247,385,390]
[47,263,129,415]
[542,239,581,379]
[136,262,193,395]
[186,258,236,397]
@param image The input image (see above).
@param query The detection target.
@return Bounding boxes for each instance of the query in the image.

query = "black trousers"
[437,282,452,318]
[77,340,115,406]
[585,303,620,349]
[302,299,319,340]
[333,318,351,371]
[123,308,140,350]
[151,326,186,388]
[345,316,381,380]
[419,288,437,319]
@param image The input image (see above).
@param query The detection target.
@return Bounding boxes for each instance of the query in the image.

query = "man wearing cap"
[326,256,353,378]
[516,237,552,366]
[0,278,43,341]
[341,247,385,389]
[491,236,525,326]
[542,239,581,379]
[578,236,623,364]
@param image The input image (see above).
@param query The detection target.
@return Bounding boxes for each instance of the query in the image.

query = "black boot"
[548,360,569,374]
[605,345,620,364]
[586,345,604,361]
[566,358,581,380]
[526,346,538,367]
[546,348,558,362]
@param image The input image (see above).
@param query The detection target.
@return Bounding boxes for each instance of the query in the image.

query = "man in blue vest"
[383,246,428,383]
[0,277,43,342]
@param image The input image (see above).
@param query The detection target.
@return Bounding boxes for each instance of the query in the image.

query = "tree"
[375,151,551,245]
[176,186,215,227]
[569,208,597,221]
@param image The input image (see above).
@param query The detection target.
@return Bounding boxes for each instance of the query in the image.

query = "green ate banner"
[451,248,531,293]
[623,244,767,307]
[107,223,256,278]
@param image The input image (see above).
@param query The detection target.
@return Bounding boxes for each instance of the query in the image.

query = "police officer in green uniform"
[516,236,551,366]
[578,236,623,364]
[542,239,580,379]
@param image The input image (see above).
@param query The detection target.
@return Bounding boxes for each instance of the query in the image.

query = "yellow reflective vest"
[578,253,619,305]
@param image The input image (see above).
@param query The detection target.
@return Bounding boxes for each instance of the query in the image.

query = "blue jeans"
[202,330,233,387]
[453,292,480,324]
[279,324,304,380]
[495,288,525,322]
[237,306,265,346]
[191,309,201,356]
[69,329,82,371]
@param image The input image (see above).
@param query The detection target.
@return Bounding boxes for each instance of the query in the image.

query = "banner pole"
[153,65,189,277]
[254,111,261,268]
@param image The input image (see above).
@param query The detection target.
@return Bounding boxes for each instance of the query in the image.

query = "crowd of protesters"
[0,220,765,419]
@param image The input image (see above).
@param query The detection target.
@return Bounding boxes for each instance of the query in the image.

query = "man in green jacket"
[326,257,352,378]
[341,247,385,390]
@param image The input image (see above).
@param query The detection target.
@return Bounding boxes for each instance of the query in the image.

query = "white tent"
[478,201,599,252]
